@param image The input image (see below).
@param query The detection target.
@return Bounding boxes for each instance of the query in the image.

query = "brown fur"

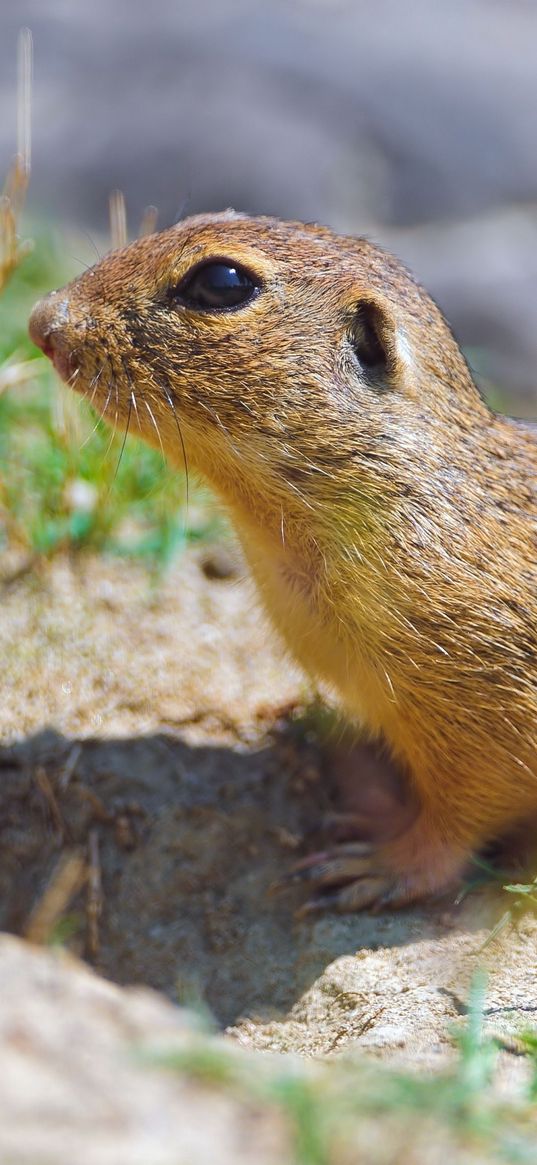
[29,212,537,907]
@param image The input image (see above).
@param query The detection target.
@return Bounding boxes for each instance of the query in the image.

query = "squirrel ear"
[350,298,397,379]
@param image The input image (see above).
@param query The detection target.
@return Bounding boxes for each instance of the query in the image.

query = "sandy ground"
[0,548,536,1161]
[1,546,535,1041]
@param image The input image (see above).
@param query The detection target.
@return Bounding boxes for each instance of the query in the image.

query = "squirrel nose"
[28,292,70,358]
[28,293,79,384]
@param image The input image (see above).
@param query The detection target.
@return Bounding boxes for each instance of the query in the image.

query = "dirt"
[0,933,289,1165]
[0,546,536,1161]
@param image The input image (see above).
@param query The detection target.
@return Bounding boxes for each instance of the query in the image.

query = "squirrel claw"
[283,834,461,914]
[282,841,398,914]
[273,841,377,891]
[272,809,442,913]
[295,874,394,917]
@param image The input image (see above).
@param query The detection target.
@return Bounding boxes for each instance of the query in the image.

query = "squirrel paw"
[278,832,466,915]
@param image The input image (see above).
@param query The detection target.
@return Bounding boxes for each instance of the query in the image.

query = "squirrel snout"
[29,293,79,384]
[29,292,69,354]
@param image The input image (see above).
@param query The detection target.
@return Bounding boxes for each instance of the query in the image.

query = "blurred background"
[1,0,536,564]
[2,0,537,414]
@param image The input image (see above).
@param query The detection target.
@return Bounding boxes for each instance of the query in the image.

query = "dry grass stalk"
[109,188,128,250]
[139,204,158,237]
[86,828,103,959]
[0,28,32,294]
[0,355,38,397]
[111,195,159,247]
[25,850,87,945]
[34,764,67,844]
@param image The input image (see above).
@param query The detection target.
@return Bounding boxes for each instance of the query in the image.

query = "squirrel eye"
[172,261,259,311]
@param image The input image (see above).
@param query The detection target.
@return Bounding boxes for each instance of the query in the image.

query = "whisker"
[130,388,142,433]
[110,392,133,489]
[80,369,108,448]
[162,384,189,513]
[66,366,80,388]
[80,419,99,449]
[197,399,242,458]
[114,374,120,431]
[121,359,142,437]
[80,228,102,263]
[88,366,104,407]
[99,385,118,463]
[100,383,113,425]
[67,252,93,273]
[103,423,117,461]
[143,397,166,460]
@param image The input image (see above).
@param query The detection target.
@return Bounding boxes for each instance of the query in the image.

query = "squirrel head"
[29,211,483,513]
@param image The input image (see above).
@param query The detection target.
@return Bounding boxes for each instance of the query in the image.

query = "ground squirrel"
[29,211,537,912]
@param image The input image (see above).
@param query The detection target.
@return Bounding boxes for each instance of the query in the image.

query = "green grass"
[149,976,537,1165]
[0,228,219,566]
[482,871,537,948]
